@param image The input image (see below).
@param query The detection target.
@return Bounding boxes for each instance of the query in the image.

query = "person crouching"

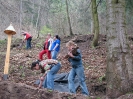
[31,59,61,89]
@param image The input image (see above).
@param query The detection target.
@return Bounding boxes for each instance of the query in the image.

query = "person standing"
[22,31,32,49]
[66,41,89,96]
[39,33,53,60]
[51,35,61,59]
[48,33,53,55]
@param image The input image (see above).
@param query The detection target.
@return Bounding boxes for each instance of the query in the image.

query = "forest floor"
[0,34,112,98]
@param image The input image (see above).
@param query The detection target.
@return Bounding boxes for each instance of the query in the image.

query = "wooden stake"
[4,34,12,75]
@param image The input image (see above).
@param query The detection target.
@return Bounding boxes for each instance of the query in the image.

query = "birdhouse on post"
[3,23,16,80]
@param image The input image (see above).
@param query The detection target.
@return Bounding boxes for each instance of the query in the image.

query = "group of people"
[39,33,61,60]
[22,32,61,60]
[22,32,89,96]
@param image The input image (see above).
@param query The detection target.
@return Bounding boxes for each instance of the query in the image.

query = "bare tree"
[31,0,35,26]
[91,0,99,47]
[106,0,133,98]
[66,0,73,36]
[20,0,23,34]
[91,0,95,34]
[36,0,42,38]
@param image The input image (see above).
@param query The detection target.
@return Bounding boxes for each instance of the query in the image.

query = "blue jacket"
[51,39,60,52]
[68,49,83,68]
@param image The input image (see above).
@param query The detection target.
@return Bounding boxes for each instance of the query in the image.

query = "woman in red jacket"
[39,33,53,60]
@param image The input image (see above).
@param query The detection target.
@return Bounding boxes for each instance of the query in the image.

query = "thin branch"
[0,1,19,13]
[96,0,103,8]
[85,0,92,12]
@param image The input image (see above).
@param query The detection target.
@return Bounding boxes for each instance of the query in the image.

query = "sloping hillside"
[0,34,107,98]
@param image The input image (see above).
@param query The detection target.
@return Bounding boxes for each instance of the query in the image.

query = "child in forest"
[66,41,89,96]
[39,33,53,60]
[31,59,61,89]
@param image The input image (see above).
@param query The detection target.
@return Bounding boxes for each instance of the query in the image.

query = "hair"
[21,31,26,35]
[31,61,39,70]
[66,41,77,48]
[31,60,45,73]
[55,35,61,41]
[48,33,51,36]
[40,66,46,73]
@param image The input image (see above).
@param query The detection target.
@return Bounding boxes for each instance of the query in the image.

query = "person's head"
[54,35,61,41]
[31,61,40,70]
[31,60,46,73]
[21,31,26,35]
[47,33,51,39]
[66,41,77,51]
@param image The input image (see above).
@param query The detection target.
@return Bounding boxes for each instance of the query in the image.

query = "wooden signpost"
[3,24,16,80]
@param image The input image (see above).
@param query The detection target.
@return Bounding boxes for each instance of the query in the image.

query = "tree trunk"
[36,0,41,38]
[106,0,133,98]
[66,0,73,36]
[31,0,35,26]
[91,0,99,47]
[91,1,95,34]
[19,0,22,34]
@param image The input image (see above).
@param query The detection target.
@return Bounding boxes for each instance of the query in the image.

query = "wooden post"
[4,34,12,75]
[3,24,16,80]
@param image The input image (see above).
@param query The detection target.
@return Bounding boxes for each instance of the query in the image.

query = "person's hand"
[23,40,25,43]
[38,85,42,89]
[38,77,44,89]
[68,52,74,58]
[40,76,44,81]
[64,54,70,59]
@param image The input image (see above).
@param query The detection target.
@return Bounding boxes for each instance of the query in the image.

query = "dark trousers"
[26,37,32,49]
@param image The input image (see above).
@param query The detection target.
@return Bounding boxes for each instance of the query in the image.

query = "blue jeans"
[26,37,32,49]
[68,66,89,96]
[43,63,61,90]
[51,50,58,59]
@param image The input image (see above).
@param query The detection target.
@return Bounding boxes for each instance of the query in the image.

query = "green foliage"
[9,65,15,74]
[50,0,67,18]
[126,92,133,94]
[0,39,7,44]
[96,97,101,99]
[19,66,23,69]
[98,74,105,82]
[67,97,71,99]
[23,1,34,14]
[36,43,42,48]
[86,67,89,69]
[126,0,133,26]
[47,89,53,92]
[97,0,106,15]
[23,17,32,25]
[22,0,38,26]
[32,13,38,25]
[40,26,53,34]
[21,72,26,77]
